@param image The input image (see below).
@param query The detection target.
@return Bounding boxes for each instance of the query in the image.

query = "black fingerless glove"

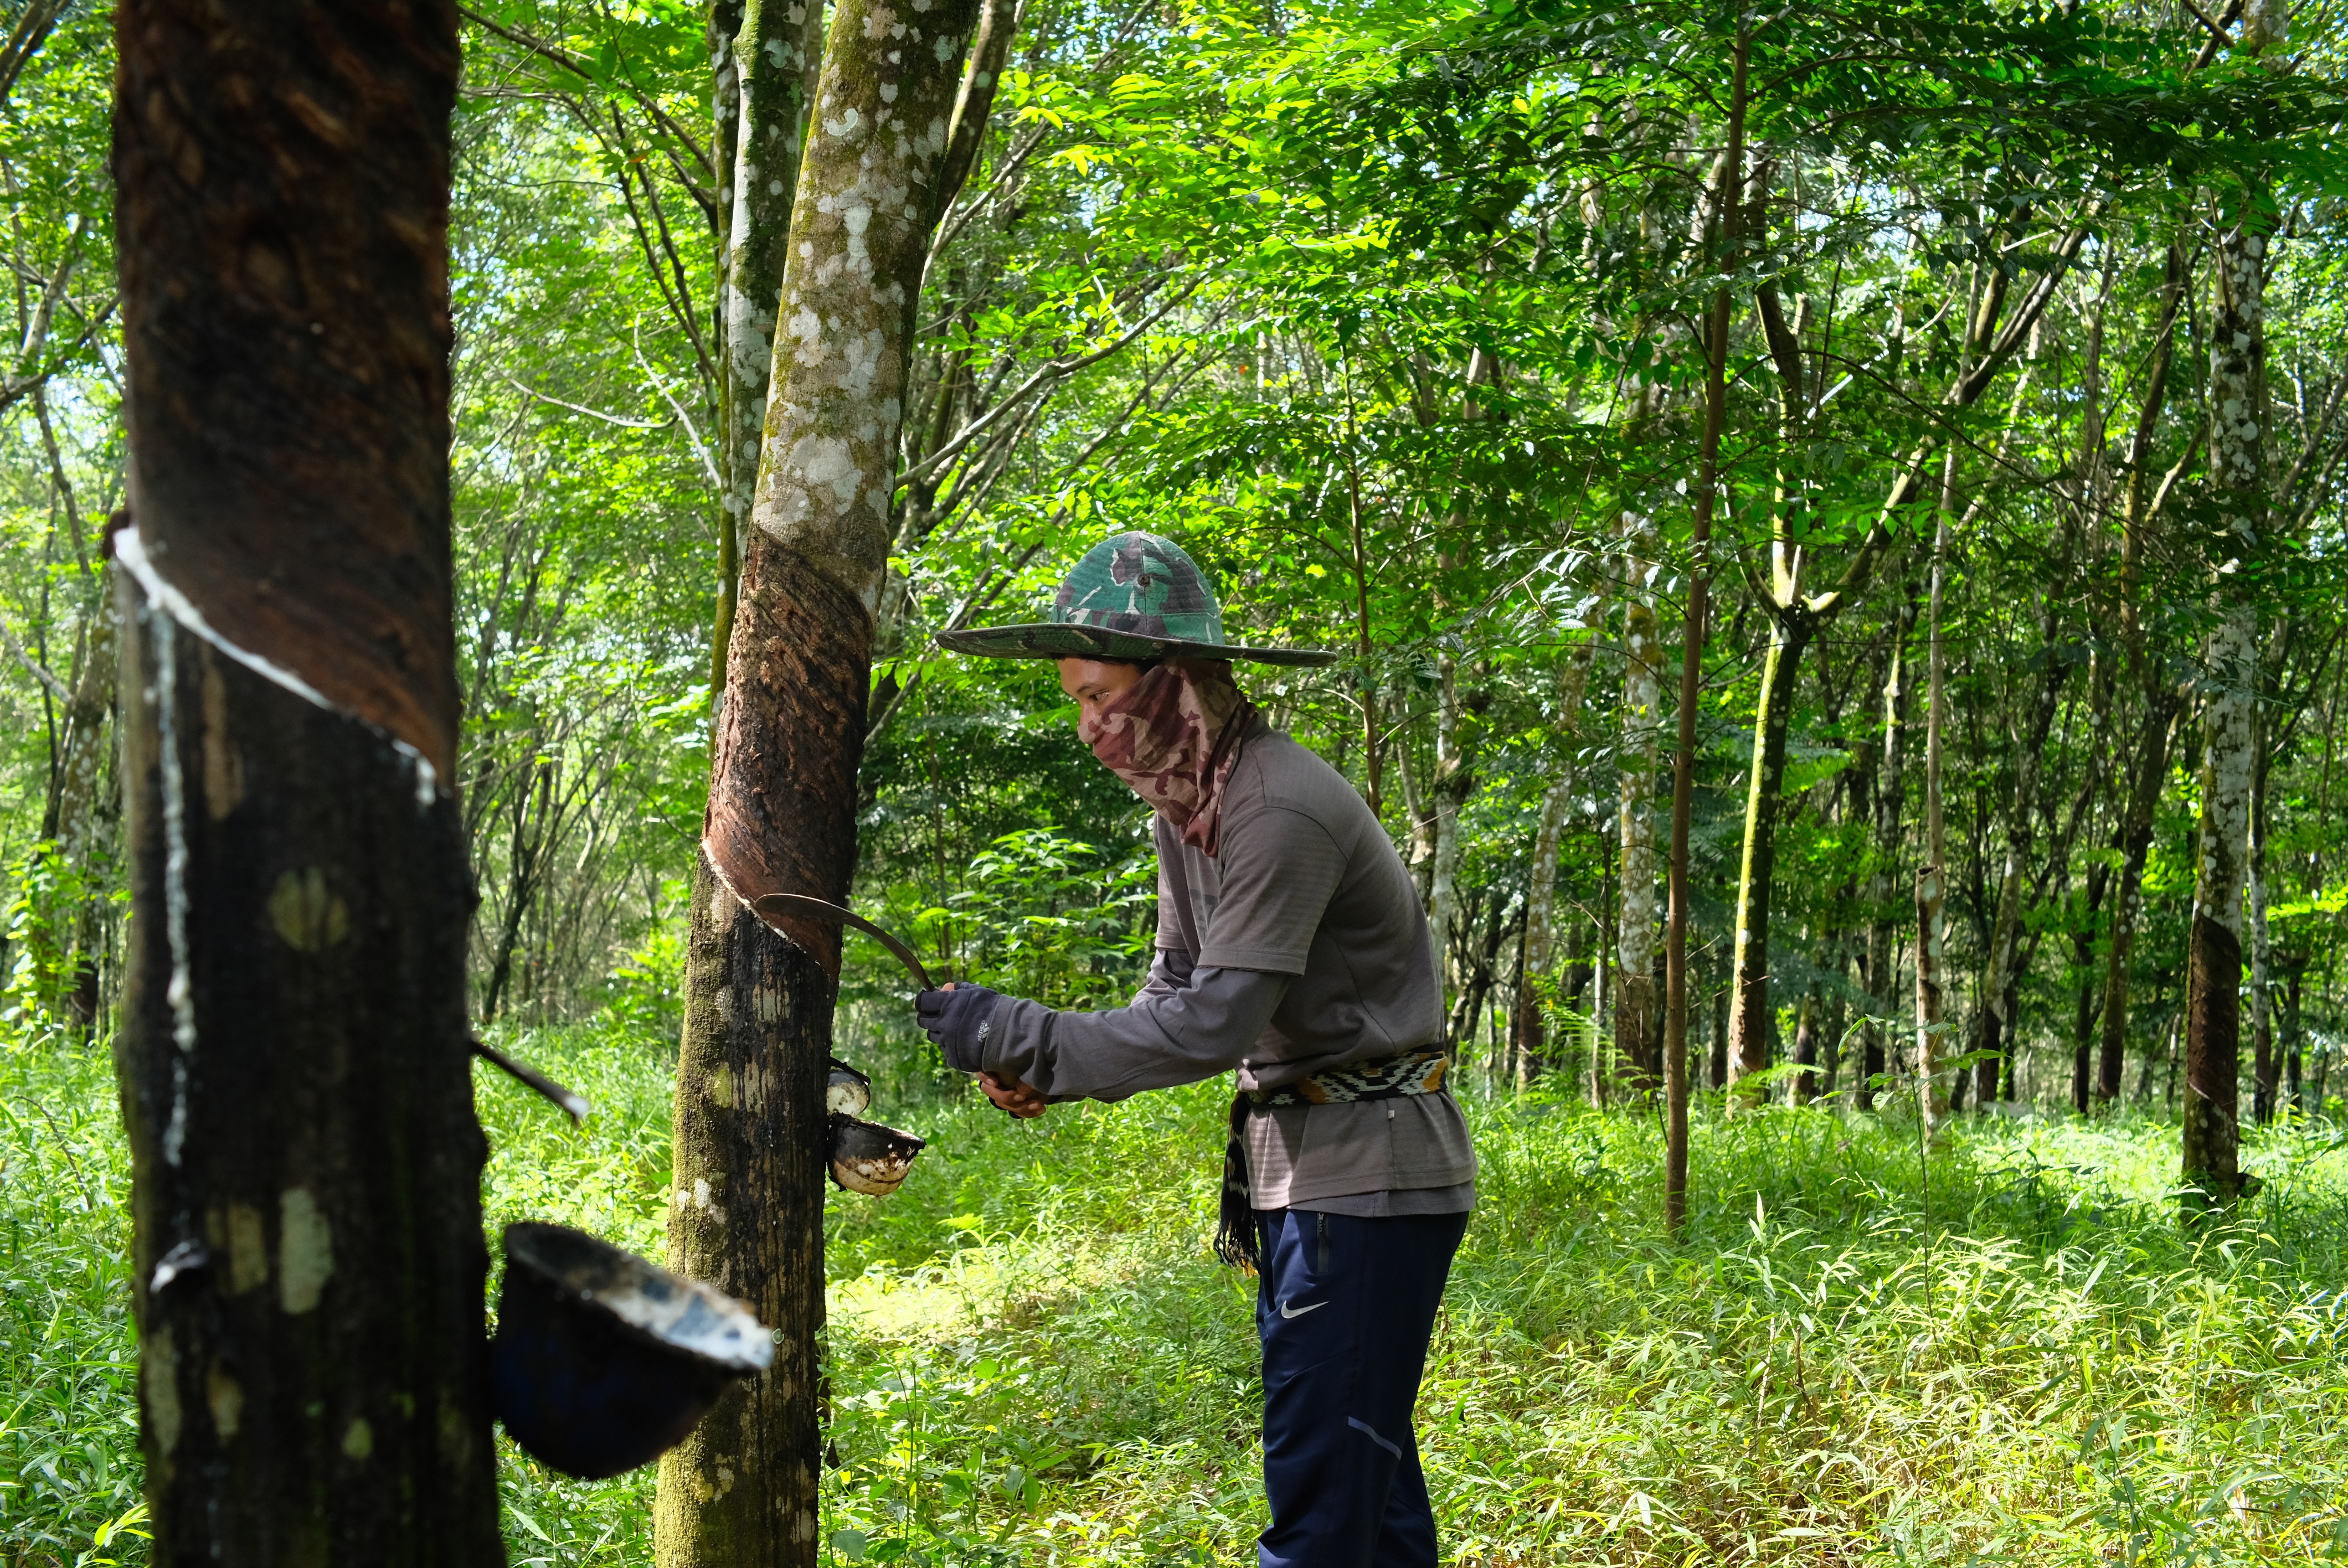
[914,985,1001,1072]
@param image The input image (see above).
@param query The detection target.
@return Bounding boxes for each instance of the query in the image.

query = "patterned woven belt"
[1244,1048,1449,1108]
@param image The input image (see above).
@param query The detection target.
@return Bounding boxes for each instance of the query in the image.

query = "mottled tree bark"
[659,0,990,1561]
[2183,200,2271,1212]
[2071,862,2109,1112]
[110,0,496,1557]
[2101,694,2181,1100]
[1789,985,1819,1103]
[709,0,825,707]
[1515,777,1568,1081]
[35,574,116,1031]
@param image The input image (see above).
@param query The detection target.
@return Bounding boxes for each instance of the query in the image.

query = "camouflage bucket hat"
[934,532,1337,667]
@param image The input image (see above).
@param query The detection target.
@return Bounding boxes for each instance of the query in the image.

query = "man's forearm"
[980,964,1287,1101]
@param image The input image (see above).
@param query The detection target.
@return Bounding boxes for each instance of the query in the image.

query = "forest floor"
[4,1018,2347,1567]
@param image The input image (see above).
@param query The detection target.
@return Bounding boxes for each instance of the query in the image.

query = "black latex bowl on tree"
[491,1222,773,1479]
[828,1113,925,1195]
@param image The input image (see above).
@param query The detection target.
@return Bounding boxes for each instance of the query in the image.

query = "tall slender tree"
[1617,509,1662,1091]
[1518,585,1605,1080]
[2098,246,2190,1103]
[659,0,1000,1560]
[2184,0,2284,1206]
[1664,24,1743,1229]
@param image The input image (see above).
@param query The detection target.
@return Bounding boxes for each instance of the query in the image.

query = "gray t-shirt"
[970,721,1476,1209]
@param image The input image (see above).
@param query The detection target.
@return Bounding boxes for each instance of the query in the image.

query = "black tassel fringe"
[1213,1089,1258,1272]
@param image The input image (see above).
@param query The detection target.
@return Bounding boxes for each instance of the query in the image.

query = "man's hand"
[977,1070,1048,1120]
[918,982,1045,1116]
[914,980,1001,1072]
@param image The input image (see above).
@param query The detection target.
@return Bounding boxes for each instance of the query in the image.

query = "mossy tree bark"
[110,0,497,1559]
[657,0,996,1562]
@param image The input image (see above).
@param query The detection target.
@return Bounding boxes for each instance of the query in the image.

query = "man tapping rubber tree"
[914,532,1476,1568]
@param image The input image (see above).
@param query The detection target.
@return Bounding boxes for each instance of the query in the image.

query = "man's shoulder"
[1233,729,1371,833]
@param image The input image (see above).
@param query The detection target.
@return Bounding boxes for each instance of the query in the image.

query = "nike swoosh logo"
[1279,1299,1327,1319]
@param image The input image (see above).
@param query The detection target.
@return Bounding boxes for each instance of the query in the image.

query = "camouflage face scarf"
[1078,659,1257,857]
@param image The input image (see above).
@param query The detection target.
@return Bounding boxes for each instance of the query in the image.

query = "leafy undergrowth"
[8,1016,2348,1565]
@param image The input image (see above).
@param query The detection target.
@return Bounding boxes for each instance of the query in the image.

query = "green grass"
[7,1011,2348,1565]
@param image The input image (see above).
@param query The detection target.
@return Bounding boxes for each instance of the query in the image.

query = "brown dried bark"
[111,0,496,1557]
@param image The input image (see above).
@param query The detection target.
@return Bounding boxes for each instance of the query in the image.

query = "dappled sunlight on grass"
[9,1018,2348,1565]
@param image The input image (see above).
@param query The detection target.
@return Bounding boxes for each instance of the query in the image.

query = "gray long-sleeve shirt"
[972,723,1477,1211]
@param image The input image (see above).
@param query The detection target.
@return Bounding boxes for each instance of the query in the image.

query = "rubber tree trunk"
[658,2,990,1562]
[2095,244,2186,1102]
[1790,986,1819,1103]
[1616,511,1662,1097]
[2100,689,2180,1100]
[709,0,827,707]
[1428,650,1468,1022]
[2071,862,2109,1112]
[1914,449,1958,1136]
[1663,143,1734,1220]
[1661,56,1741,1213]
[2248,735,2279,1123]
[2182,174,2275,1213]
[1726,608,1814,1094]
[1518,584,1606,1081]
[110,0,498,1557]
[1974,618,2068,1108]
[1516,778,1568,1081]
[37,582,117,1031]
[1862,592,1916,1111]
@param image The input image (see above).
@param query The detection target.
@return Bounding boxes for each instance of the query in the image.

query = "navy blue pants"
[1254,1208,1468,1568]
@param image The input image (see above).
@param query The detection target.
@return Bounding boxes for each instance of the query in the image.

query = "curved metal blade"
[754,893,935,991]
[471,1038,591,1125]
